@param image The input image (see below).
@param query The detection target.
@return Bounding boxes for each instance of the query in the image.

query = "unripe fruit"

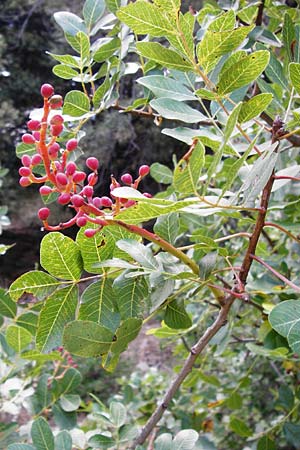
[32,131,41,141]
[66,162,77,176]
[40,185,53,196]
[49,95,63,108]
[125,199,136,208]
[22,133,35,144]
[50,114,64,125]
[139,165,150,177]
[77,216,87,227]
[49,143,60,159]
[82,186,93,197]
[73,171,86,183]
[31,154,43,166]
[93,197,102,208]
[110,182,120,191]
[38,207,50,220]
[19,176,31,187]
[86,157,99,171]
[19,167,31,177]
[66,139,78,151]
[54,161,63,172]
[21,155,32,167]
[143,192,152,198]
[40,83,54,98]
[100,196,113,208]
[27,119,41,131]
[71,194,84,207]
[56,173,68,186]
[58,193,71,205]
[87,173,98,186]
[121,173,133,185]
[51,124,63,137]
[84,228,97,238]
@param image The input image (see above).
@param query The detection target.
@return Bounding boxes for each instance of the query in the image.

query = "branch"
[130,296,235,449]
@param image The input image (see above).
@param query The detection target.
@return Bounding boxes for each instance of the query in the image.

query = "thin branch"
[264,221,300,244]
[18,0,45,43]
[256,0,265,26]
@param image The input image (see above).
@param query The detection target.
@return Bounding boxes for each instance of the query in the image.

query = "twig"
[264,221,300,244]
[18,0,45,43]
[256,0,265,26]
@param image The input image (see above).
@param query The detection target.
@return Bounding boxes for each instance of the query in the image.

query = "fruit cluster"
[19,84,150,237]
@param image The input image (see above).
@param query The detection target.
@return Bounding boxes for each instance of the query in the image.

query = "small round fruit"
[22,133,35,144]
[27,119,41,131]
[66,139,78,151]
[84,228,97,238]
[139,165,150,177]
[86,157,99,171]
[38,207,50,220]
[51,124,63,137]
[71,194,85,207]
[19,167,31,177]
[39,186,53,196]
[73,171,86,183]
[100,196,113,208]
[19,176,31,187]
[58,193,71,205]
[21,155,32,167]
[50,114,64,125]
[77,216,88,227]
[31,154,43,165]
[121,173,133,185]
[66,162,77,176]
[81,186,93,197]
[40,83,54,98]
[56,173,68,186]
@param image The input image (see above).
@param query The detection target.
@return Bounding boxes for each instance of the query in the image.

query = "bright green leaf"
[150,163,173,184]
[0,288,16,318]
[164,299,192,329]
[150,98,206,123]
[9,271,60,302]
[113,272,149,319]
[6,325,32,352]
[83,0,105,29]
[173,141,205,193]
[93,37,121,62]
[269,300,300,353]
[88,434,115,449]
[257,436,276,450]
[53,65,79,80]
[289,62,300,95]
[154,213,179,245]
[62,90,90,117]
[136,42,193,72]
[54,11,87,36]
[229,416,252,438]
[208,9,235,31]
[137,75,196,101]
[60,394,81,412]
[110,401,127,427]
[108,317,142,355]
[239,93,273,123]
[105,0,120,14]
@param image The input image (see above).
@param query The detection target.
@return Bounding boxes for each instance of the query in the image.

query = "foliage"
[1,0,300,449]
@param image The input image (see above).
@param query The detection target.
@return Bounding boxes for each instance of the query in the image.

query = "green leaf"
[269,300,300,353]
[21,350,62,362]
[164,299,192,329]
[31,417,54,450]
[54,431,72,450]
[137,75,196,101]
[289,63,300,95]
[257,436,276,450]
[93,37,121,62]
[113,272,149,319]
[36,285,78,353]
[283,423,300,448]
[47,53,80,67]
[116,239,158,270]
[52,404,77,430]
[60,394,81,412]
[62,90,90,117]
[0,288,16,318]
[36,374,51,410]
[76,225,114,273]
[150,163,173,184]
[283,13,295,62]
[76,31,90,62]
[54,11,87,35]
[197,26,253,72]
[105,0,120,14]
[238,93,273,123]
[208,9,235,31]
[88,435,115,449]
[155,433,172,450]
[9,271,60,302]
[229,416,252,438]
[93,77,111,107]
[7,445,35,450]
[53,64,78,80]
[40,232,83,280]
[16,142,36,159]
[173,141,205,194]
[110,401,127,427]
[153,0,180,14]
[63,320,114,357]
[173,429,199,450]
[52,367,82,396]
[16,312,38,335]
[265,52,287,89]
[150,98,206,123]
[154,213,179,245]
[117,1,175,37]
[78,279,119,330]
[6,325,32,352]
[108,317,142,355]
[83,0,105,29]
[136,42,193,72]
[225,392,243,410]
[217,50,270,95]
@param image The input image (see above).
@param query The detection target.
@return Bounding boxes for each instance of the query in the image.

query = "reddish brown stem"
[264,221,300,244]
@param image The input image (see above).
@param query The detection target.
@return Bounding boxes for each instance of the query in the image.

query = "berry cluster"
[19,84,150,237]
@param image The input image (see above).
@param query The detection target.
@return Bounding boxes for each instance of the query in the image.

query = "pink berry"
[125,200,136,208]
[41,83,54,98]
[121,173,133,185]
[84,228,97,238]
[49,95,63,108]
[71,194,84,207]
[73,171,86,183]
[100,196,113,208]
[66,139,78,151]
[49,143,60,159]
[93,197,102,208]
[143,192,152,198]
[86,157,99,171]
[38,207,50,220]
[56,173,68,186]
[54,161,63,172]
[31,154,43,165]
[21,155,32,167]
[50,114,64,125]
[32,131,41,141]
[81,186,93,197]
[22,133,35,144]
[58,193,71,205]
[87,173,98,186]
[19,167,31,177]
[19,176,31,187]
[39,186,53,196]
[66,162,77,176]
[139,165,150,177]
[51,124,63,137]
[27,120,41,131]
[110,182,120,191]
[77,216,87,227]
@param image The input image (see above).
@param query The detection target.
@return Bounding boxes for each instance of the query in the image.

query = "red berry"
[31,154,43,166]
[58,193,71,205]
[32,131,41,141]
[77,216,87,227]
[71,194,84,207]
[139,165,150,177]
[38,207,50,220]
[51,124,63,137]
[93,197,102,208]
[100,196,113,208]
[21,155,31,167]
[87,173,98,186]
[125,199,136,208]
[81,186,93,197]
[22,133,35,144]
[19,167,31,177]
[73,171,86,183]
[41,83,54,98]
[54,161,63,172]
[66,162,77,176]
[84,228,97,238]
[49,143,60,159]
[110,182,120,191]
[49,95,63,108]
[39,186,53,196]
[86,157,99,171]
[143,192,152,198]
[66,139,78,151]
[50,114,64,125]
[27,120,41,131]
[19,176,31,187]
[121,173,133,185]
[56,173,68,186]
